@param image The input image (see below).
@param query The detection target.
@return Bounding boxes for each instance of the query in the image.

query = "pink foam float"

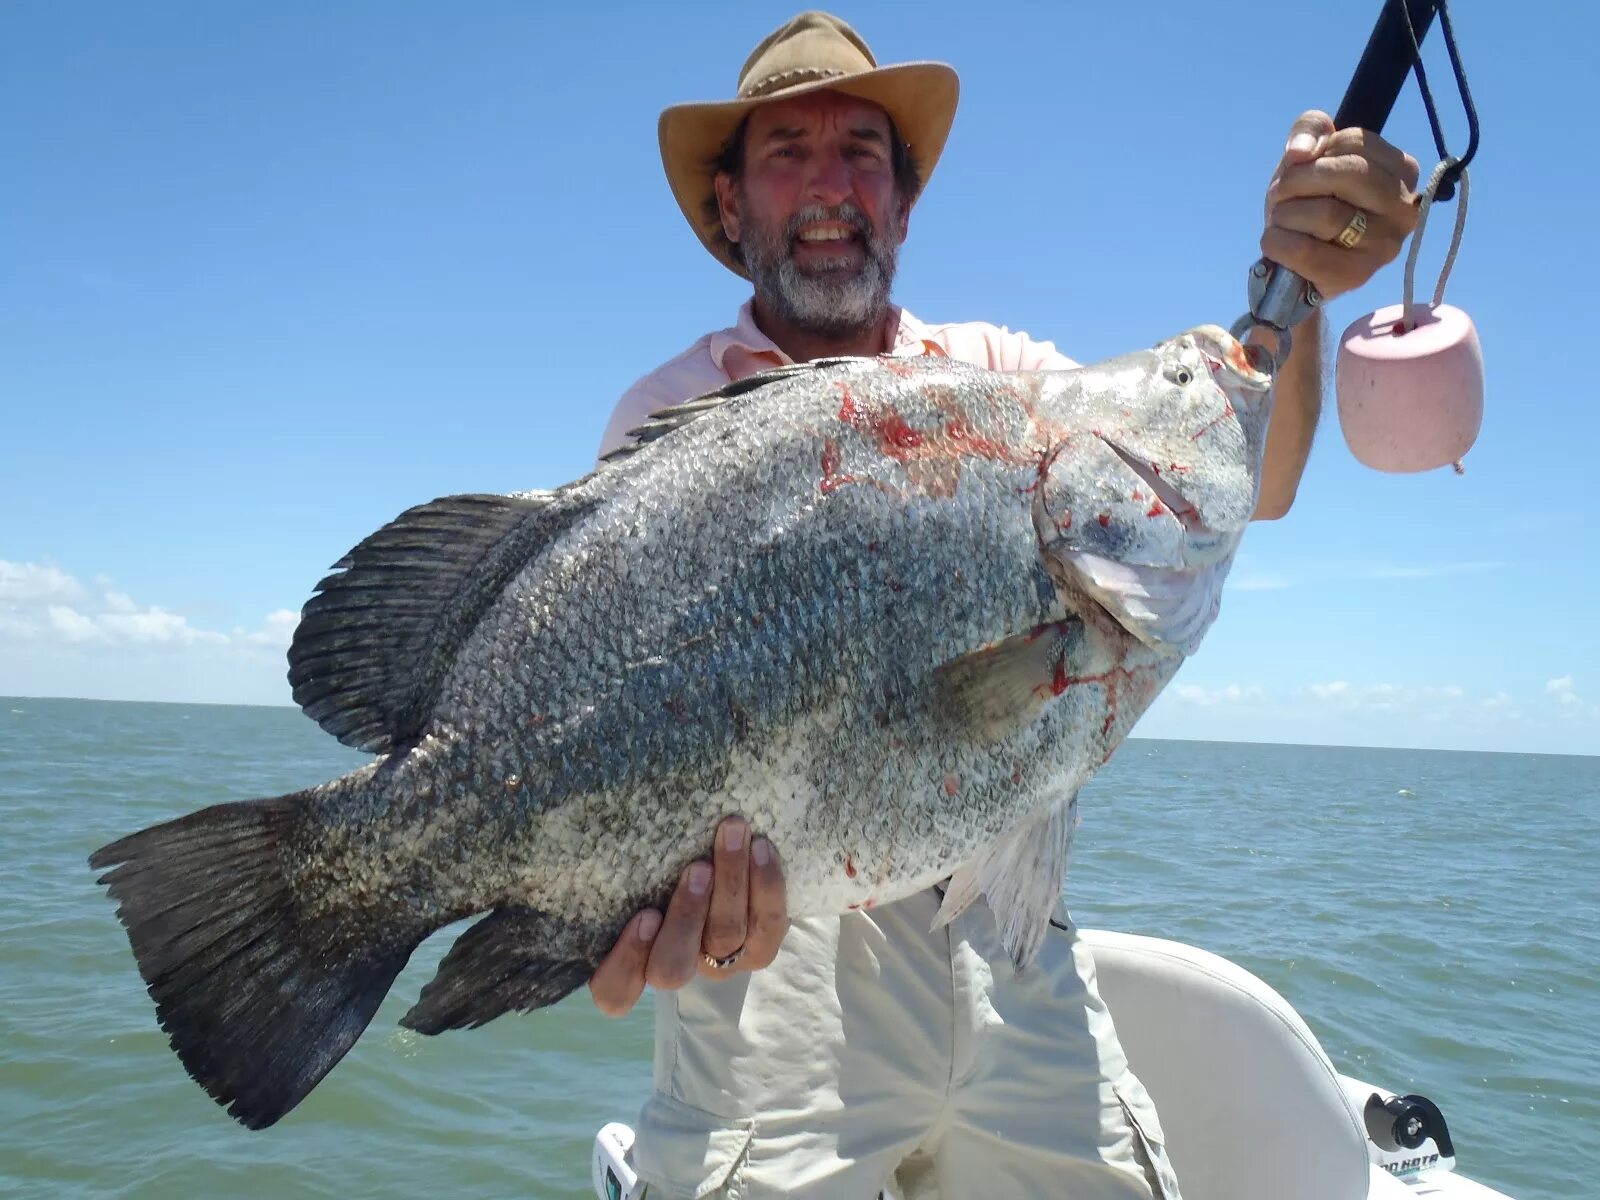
[1334,160,1482,475]
[1336,301,1483,474]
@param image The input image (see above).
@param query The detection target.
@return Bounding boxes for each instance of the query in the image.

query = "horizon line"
[4,693,1595,760]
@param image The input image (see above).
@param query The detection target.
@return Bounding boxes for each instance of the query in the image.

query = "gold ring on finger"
[1335,209,1369,249]
[704,946,745,970]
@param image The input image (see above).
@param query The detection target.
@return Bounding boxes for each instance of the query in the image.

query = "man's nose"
[804,152,852,207]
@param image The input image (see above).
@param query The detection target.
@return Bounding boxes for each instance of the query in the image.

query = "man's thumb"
[1284,110,1334,160]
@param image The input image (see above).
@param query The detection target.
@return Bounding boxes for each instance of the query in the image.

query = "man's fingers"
[587,909,661,1017]
[701,816,750,965]
[740,836,790,971]
[1282,109,1334,162]
[1322,126,1421,191]
[645,860,712,991]
[1269,195,1409,256]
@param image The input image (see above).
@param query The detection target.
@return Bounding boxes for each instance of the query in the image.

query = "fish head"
[1031,325,1275,656]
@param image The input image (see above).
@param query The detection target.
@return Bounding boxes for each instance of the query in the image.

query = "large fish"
[92,325,1274,1128]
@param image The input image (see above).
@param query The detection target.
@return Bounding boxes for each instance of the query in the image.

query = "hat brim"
[658,62,959,279]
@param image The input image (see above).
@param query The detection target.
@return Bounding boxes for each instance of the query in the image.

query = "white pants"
[633,887,1181,1199]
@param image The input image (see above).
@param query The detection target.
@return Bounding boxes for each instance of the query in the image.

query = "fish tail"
[89,793,430,1129]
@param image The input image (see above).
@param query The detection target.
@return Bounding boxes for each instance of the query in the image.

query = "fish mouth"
[1094,433,1209,534]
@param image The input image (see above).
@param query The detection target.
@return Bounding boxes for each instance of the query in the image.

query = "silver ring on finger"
[703,945,746,970]
[1335,208,1369,249]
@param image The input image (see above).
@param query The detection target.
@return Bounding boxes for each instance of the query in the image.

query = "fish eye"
[1173,367,1193,385]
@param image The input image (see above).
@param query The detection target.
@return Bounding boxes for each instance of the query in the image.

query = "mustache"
[785,203,873,243]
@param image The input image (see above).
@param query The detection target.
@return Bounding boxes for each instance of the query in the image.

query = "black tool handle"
[1334,0,1437,132]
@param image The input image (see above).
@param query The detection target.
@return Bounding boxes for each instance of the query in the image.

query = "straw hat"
[658,11,960,278]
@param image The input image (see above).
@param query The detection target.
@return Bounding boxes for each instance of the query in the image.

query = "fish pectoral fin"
[933,618,1084,743]
[600,357,880,465]
[931,794,1078,973]
[289,489,595,754]
[400,906,607,1034]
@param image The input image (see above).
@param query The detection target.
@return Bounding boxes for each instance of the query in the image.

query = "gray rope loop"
[1402,156,1470,326]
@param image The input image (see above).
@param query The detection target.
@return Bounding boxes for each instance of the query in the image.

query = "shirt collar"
[708,299,935,373]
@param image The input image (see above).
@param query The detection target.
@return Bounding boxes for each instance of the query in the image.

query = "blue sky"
[2,2,1594,755]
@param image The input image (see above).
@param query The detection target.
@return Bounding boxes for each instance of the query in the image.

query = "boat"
[590,929,1516,1199]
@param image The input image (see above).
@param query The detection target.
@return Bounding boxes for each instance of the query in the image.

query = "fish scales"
[91,326,1275,1128]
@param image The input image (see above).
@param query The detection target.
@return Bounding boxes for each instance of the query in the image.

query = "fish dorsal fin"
[289,489,593,753]
[599,357,879,465]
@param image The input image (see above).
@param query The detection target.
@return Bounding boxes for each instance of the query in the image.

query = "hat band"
[740,66,849,99]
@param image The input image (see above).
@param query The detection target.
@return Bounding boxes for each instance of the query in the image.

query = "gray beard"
[738,200,899,340]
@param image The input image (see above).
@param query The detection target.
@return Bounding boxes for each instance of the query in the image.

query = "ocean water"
[0,697,1594,1199]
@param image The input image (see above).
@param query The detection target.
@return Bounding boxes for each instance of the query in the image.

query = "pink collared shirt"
[598,301,1077,458]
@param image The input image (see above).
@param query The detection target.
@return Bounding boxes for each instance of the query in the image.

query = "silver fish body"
[92,325,1273,1128]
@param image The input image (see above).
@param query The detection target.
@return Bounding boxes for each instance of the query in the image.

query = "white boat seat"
[1081,929,1371,1200]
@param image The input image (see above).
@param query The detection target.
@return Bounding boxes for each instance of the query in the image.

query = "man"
[585,12,1419,1198]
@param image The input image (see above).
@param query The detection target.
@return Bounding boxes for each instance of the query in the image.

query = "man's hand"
[587,815,790,1017]
[1262,110,1422,303]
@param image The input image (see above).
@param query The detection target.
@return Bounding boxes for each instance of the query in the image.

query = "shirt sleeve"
[598,377,675,462]
[989,325,1079,372]
[598,342,727,462]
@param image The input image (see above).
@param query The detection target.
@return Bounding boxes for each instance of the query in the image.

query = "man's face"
[715,91,910,339]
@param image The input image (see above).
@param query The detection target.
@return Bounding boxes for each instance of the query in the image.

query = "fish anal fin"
[400,906,607,1034]
[289,490,593,754]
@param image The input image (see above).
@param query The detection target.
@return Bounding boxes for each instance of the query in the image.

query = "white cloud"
[100,607,228,646]
[1304,681,1471,712]
[0,561,86,605]
[1173,682,1265,706]
[243,609,299,648]
[1544,676,1579,705]
[1230,575,1290,591]
[47,605,104,644]
[1,559,283,653]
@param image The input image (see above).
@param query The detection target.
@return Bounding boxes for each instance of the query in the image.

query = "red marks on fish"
[1189,401,1237,442]
[943,774,961,796]
[875,412,926,451]
[1097,513,1111,528]
[1011,766,1024,785]
[1167,462,1192,474]
[1050,656,1071,697]
[1050,663,1143,738]
[821,373,1044,500]
[1131,489,1143,501]
[819,436,860,495]
[1147,500,1167,518]
[1225,338,1267,378]
[834,380,859,423]
[845,855,857,878]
